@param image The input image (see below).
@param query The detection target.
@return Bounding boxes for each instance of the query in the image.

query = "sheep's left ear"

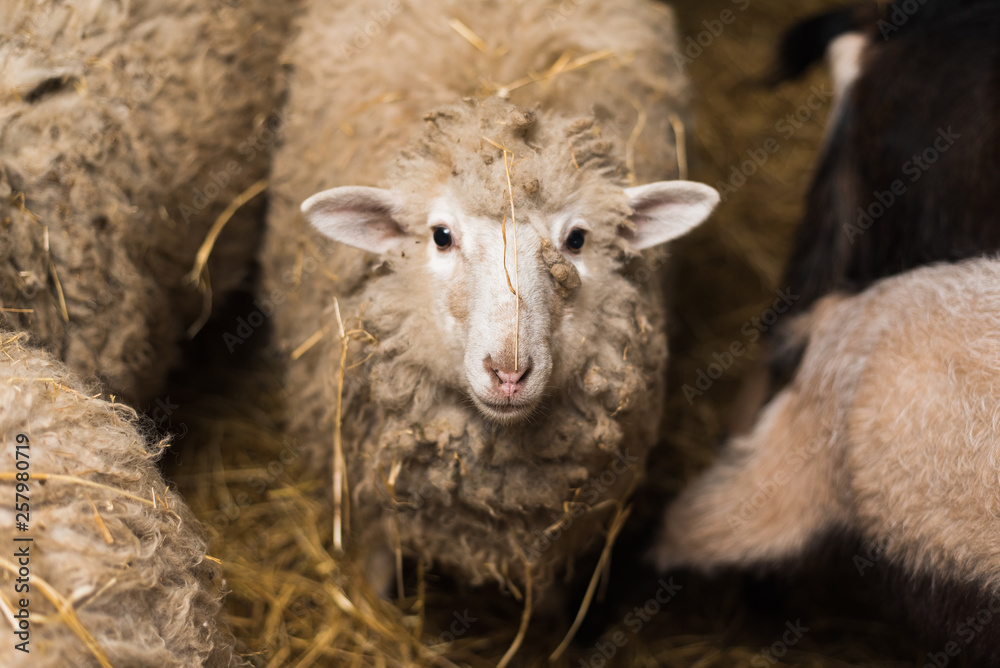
[622,181,720,250]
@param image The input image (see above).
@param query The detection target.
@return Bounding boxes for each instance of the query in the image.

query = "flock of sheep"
[1,0,998,665]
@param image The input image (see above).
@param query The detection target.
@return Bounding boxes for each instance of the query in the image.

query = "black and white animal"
[777,0,1000,319]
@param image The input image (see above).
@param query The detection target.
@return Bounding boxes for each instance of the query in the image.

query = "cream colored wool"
[654,257,1000,590]
[0,332,233,667]
[0,0,293,403]
[263,0,688,597]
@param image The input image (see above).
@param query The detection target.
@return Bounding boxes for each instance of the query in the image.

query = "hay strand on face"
[503,149,521,372]
[482,136,522,370]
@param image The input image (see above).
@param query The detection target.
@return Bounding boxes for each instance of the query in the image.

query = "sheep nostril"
[493,363,533,398]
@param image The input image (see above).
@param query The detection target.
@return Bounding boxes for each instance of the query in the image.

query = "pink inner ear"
[365,216,405,245]
[302,186,407,254]
[623,182,720,250]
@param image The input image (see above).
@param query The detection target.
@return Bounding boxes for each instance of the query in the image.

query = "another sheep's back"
[0,0,293,403]
[0,332,232,667]
[842,258,1000,587]
[789,257,1000,582]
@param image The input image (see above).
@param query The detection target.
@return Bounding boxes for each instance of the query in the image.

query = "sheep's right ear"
[622,181,720,250]
[301,186,406,254]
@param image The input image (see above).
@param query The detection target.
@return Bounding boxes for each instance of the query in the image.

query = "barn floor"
[162,1,932,665]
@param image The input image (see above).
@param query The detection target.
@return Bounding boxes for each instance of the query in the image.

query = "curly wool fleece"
[0,0,292,403]
[263,0,688,597]
[0,333,233,668]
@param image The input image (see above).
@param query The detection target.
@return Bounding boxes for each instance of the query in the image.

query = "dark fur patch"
[770,3,878,84]
[747,529,1000,666]
[772,1,1000,379]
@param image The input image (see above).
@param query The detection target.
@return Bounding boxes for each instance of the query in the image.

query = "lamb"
[0,0,292,403]
[262,0,717,600]
[0,332,233,667]
[653,257,1000,663]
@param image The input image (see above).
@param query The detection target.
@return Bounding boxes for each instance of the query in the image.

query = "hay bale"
[0,331,232,667]
[262,0,690,602]
[0,0,293,403]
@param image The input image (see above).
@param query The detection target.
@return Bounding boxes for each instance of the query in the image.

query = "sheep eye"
[565,228,586,252]
[433,226,452,249]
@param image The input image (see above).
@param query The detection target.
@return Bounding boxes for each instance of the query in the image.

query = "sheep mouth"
[471,395,539,423]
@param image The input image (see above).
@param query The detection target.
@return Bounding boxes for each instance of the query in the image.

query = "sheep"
[261,0,717,599]
[0,332,233,667]
[0,0,292,404]
[652,257,1000,663]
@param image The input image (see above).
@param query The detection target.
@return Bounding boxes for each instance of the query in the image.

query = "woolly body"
[0,0,292,402]
[263,0,697,595]
[654,258,1000,659]
[0,333,232,667]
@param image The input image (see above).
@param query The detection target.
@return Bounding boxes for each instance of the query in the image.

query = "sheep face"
[301,100,718,424]
[422,192,558,423]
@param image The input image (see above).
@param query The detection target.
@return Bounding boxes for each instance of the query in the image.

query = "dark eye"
[565,228,586,252]
[433,226,452,249]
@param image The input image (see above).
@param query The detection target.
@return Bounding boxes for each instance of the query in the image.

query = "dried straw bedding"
[0,0,292,404]
[0,332,232,668]
[262,0,688,604]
